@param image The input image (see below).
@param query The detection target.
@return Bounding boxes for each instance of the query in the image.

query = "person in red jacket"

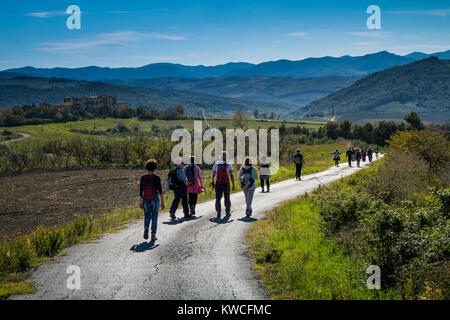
[140,159,165,242]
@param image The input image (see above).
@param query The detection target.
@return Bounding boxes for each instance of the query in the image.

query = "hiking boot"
[151,234,157,242]
[261,188,265,193]
[245,209,251,217]
[225,212,231,217]
[170,213,176,220]
[184,213,191,219]
[267,188,270,193]
[216,212,221,219]
[143,229,149,240]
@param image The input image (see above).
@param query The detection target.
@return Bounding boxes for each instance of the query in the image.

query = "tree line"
[0,103,189,127]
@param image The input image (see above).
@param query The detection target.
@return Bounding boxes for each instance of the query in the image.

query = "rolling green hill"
[300,57,450,122]
[0,77,287,117]
[107,76,359,108]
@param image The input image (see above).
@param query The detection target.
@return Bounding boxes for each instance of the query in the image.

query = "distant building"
[52,95,125,110]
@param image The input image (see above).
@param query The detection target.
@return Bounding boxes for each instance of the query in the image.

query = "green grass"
[247,196,393,300]
[0,281,36,299]
[0,118,324,144]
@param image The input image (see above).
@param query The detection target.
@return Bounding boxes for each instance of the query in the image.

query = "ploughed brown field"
[0,168,169,240]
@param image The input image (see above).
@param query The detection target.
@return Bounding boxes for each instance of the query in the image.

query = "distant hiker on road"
[168,158,190,220]
[332,149,341,167]
[238,157,259,217]
[375,146,379,159]
[140,159,165,242]
[346,147,353,167]
[184,156,204,217]
[362,147,367,162]
[212,151,235,219]
[368,148,374,162]
[294,149,305,180]
[355,148,362,167]
[258,155,271,193]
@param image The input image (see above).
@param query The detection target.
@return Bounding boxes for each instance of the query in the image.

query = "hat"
[174,158,183,165]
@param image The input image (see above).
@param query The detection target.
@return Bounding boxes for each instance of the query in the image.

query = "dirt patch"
[0,168,168,240]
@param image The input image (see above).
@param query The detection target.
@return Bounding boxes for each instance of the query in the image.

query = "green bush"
[30,227,63,257]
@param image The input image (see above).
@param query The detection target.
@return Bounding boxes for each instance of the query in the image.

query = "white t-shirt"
[212,161,233,181]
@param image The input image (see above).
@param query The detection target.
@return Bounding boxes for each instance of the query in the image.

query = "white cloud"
[355,41,380,46]
[38,31,186,51]
[346,31,392,38]
[388,9,450,17]
[26,11,66,18]
[287,32,308,38]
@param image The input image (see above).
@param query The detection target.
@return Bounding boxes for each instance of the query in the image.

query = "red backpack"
[216,163,229,184]
[142,174,156,200]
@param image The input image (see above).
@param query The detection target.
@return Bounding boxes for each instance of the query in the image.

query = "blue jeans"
[143,199,160,236]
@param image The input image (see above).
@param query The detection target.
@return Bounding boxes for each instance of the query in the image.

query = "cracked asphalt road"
[11,158,380,300]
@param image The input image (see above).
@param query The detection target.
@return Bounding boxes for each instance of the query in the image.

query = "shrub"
[30,227,63,257]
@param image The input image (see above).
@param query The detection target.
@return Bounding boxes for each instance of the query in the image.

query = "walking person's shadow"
[210,215,234,224]
[163,215,202,225]
[238,216,258,223]
[130,241,159,252]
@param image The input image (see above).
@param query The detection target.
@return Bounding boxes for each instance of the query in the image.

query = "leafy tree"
[404,112,425,130]
[388,129,450,173]
[325,121,339,140]
[232,107,249,128]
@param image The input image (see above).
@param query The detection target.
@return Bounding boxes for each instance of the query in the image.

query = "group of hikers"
[139,145,378,242]
[138,150,295,242]
[333,145,378,168]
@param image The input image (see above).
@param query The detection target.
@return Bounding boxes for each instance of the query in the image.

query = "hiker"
[332,149,341,167]
[212,151,235,219]
[362,148,367,162]
[184,156,204,217]
[168,158,190,220]
[140,159,165,242]
[293,149,305,180]
[238,157,259,217]
[375,146,379,159]
[368,148,374,162]
[258,155,271,193]
[355,148,362,167]
[346,147,353,167]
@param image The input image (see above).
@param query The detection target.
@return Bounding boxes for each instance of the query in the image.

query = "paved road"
[11,157,381,300]
[0,132,30,145]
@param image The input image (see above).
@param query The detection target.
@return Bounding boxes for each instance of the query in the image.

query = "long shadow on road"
[130,241,160,252]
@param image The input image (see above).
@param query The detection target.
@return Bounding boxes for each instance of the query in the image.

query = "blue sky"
[0,0,449,69]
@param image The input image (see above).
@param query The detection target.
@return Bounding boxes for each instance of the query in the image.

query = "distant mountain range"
[299,57,450,122]
[106,76,359,108]
[3,50,450,80]
[0,76,287,116]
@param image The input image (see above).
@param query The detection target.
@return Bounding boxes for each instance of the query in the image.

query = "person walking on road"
[368,148,374,163]
[184,156,204,217]
[346,147,353,167]
[258,155,271,193]
[294,149,305,180]
[375,146,379,159]
[140,159,165,242]
[355,148,362,168]
[168,158,190,220]
[238,157,259,217]
[212,151,235,219]
[332,149,341,167]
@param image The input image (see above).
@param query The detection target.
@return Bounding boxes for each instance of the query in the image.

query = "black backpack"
[168,167,181,190]
[185,164,196,185]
